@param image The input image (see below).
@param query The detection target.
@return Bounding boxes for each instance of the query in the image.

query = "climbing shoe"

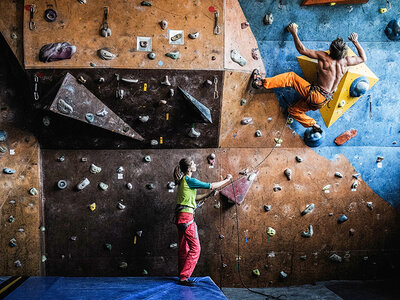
[311,124,323,134]
[178,279,195,287]
[251,68,263,89]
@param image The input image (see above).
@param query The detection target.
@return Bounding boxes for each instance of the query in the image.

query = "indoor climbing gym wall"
[0,0,399,292]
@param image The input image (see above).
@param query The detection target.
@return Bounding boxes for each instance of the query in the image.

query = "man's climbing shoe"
[178,279,195,287]
[251,68,263,89]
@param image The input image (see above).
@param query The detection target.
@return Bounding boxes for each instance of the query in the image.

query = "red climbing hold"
[209,6,215,12]
[220,171,258,205]
[334,129,357,146]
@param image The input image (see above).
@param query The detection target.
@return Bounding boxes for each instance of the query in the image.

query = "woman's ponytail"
[173,158,192,184]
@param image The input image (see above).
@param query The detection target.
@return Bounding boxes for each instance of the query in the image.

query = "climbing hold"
[0,145,7,153]
[207,153,216,166]
[165,52,180,60]
[146,183,155,190]
[57,180,67,189]
[161,76,171,86]
[252,269,260,277]
[352,173,360,179]
[329,212,334,216]
[169,242,177,249]
[141,1,151,6]
[117,166,124,173]
[267,227,276,237]
[274,138,283,144]
[251,48,259,60]
[367,202,373,210]
[39,42,76,62]
[304,128,324,147]
[241,22,249,29]
[9,238,17,247]
[171,33,183,42]
[0,130,6,141]
[29,187,38,195]
[349,228,355,236]
[188,32,199,39]
[334,129,357,145]
[119,262,128,269]
[188,127,201,138]
[14,260,22,268]
[168,88,175,98]
[379,8,387,14]
[90,164,102,174]
[136,231,143,237]
[248,173,257,181]
[44,8,57,22]
[295,156,303,162]
[8,216,15,223]
[144,155,152,162]
[287,117,294,124]
[334,172,343,178]
[89,203,96,211]
[117,202,126,210]
[159,100,167,105]
[280,271,288,279]
[41,255,47,263]
[301,203,314,216]
[264,205,271,212]
[222,263,228,268]
[11,32,17,39]
[329,254,342,263]
[337,214,348,224]
[300,255,307,260]
[168,182,176,189]
[219,234,225,239]
[77,76,87,84]
[241,117,253,125]
[255,130,262,137]
[284,168,292,180]
[3,168,16,174]
[263,13,273,25]
[85,113,95,123]
[376,156,384,162]
[126,183,133,190]
[142,269,148,276]
[160,20,168,30]
[240,99,246,106]
[350,76,369,97]
[40,226,46,231]
[385,19,400,41]
[96,108,108,117]
[338,100,346,108]
[273,185,282,192]
[99,182,108,191]
[230,49,247,66]
[322,185,331,191]
[214,202,221,209]
[148,52,156,60]
[301,225,313,238]
[77,178,90,190]
[78,0,86,4]
[104,243,112,251]
[70,236,77,241]
[81,157,88,162]
[57,99,73,114]
[42,116,51,126]
[57,155,65,162]
[139,115,149,123]
[98,48,116,60]
[351,181,358,190]
[150,140,158,146]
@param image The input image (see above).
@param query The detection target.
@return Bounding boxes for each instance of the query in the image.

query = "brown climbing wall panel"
[219,71,304,148]
[0,1,24,67]
[41,149,222,277]
[224,0,265,73]
[27,69,223,149]
[23,0,224,70]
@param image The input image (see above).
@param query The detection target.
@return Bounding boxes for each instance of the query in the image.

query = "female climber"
[173,158,232,286]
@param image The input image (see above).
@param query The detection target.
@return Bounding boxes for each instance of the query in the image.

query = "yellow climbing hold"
[379,8,387,14]
[89,203,96,211]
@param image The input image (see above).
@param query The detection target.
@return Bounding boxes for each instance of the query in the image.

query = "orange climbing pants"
[176,212,200,281]
[262,72,329,128]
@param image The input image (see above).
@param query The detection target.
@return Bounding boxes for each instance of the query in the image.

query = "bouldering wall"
[0,36,41,276]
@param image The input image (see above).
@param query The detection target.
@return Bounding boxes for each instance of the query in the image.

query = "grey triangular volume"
[178,86,212,124]
[48,73,144,141]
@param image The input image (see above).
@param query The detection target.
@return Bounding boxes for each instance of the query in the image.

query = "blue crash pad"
[6,276,227,300]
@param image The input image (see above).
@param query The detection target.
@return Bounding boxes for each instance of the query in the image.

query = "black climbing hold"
[178,87,212,124]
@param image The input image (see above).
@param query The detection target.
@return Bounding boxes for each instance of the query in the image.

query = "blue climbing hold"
[385,19,400,41]
[349,76,369,97]
[304,128,324,147]
[0,130,6,141]
[3,168,16,174]
[337,214,348,224]
[85,113,95,123]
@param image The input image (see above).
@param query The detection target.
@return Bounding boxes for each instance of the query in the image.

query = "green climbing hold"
[141,1,151,6]
[105,243,112,251]
[29,187,38,195]
[99,182,108,191]
[142,269,148,275]
[165,52,179,60]
[85,113,95,123]
[252,269,260,277]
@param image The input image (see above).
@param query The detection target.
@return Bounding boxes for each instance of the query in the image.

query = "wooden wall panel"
[301,0,369,6]
[23,0,224,70]
[219,71,304,148]
[224,0,265,73]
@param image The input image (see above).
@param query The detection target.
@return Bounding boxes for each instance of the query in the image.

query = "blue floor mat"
[5,276,227,300]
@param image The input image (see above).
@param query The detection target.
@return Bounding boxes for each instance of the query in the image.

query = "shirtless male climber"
[252,23,367,133]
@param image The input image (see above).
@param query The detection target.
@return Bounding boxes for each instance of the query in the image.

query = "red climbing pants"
[262,72,328,128]
[176,212,200,281]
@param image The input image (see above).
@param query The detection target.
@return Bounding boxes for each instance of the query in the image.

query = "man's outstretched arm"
[288,23,323,59]
[346,32,367,66]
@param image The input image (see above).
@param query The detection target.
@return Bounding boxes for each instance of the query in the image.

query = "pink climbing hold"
[209,6,215,12]
[220,171,258,205]
[334,129,358,146]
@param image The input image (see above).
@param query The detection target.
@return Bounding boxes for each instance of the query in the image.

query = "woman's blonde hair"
[173,158,192,184]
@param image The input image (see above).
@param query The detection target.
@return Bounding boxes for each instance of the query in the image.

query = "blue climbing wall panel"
[239,0,400,207]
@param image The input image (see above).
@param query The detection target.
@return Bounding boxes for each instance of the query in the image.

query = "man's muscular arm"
[288,23,325,60]
[346,32,367,66]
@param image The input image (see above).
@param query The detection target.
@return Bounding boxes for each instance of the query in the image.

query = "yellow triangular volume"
[297,47,379,128]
